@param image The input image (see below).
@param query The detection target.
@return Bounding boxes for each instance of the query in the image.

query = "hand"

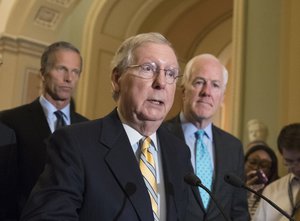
[246,170,265,192]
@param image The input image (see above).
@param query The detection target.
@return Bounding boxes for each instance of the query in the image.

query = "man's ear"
[111,68,121,93]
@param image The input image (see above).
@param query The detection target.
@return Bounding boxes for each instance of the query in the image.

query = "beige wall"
[1,0,300,177]
[237,0,300,175]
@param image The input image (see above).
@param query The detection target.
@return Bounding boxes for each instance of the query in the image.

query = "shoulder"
[0,99,41,125]
[72,111,89,122]
[264,173,290,192]
[163,114,180,128]
[0,99,40,116]
[55,110,120,139]
[212,125,242,144]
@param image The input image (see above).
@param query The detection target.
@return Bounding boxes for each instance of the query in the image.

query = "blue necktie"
[195,130,213,209]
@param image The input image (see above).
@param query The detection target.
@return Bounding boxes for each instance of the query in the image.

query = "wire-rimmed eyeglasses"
[127,62,180,84]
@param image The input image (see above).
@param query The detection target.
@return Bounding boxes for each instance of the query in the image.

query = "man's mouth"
[148,99,163,105]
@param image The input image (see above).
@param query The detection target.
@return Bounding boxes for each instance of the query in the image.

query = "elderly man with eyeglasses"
[164,54,250,221]
[253,123,300,221]
[21,32,194,221]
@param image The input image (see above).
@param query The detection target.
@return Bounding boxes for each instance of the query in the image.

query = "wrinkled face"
[282,148,300,178]
[113,43,178,124]
[245,150,272,178]
[42,49,81,102]
[182,58,225,123]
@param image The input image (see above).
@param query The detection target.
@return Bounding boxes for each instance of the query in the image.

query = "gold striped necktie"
[139,137,159,221]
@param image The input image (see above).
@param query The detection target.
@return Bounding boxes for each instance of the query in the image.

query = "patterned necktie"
[54,110,66,130]
[195,130,213,209]
[139,137,159,221]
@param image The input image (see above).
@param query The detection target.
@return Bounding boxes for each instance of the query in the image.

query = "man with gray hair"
[21,33,193,221]
[164,54,249,220]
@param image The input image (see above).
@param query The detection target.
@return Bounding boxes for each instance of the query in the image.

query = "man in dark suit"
[164,54,250,220]
[20,32,193,221]
[0,41,88,219]
[0,122,17,220]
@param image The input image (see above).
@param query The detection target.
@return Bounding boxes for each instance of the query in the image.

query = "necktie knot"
[140,137,151,152]
[54,110,66,130]
[195,129,205,140]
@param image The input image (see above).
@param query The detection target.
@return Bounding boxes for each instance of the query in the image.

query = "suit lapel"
[158,126,188,219]
[99,110,154,221]
[205,126,225,215]
[28,99,51,138]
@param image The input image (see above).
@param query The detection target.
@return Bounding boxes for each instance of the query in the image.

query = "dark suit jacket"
[0,98,88,217]
[164,115,250,221]
[21,109,193,221]
[0,122,17,220]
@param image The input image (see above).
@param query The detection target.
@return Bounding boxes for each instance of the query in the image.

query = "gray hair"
[111,32,174,100]
[181,53,228,91]
[40,41,82,75]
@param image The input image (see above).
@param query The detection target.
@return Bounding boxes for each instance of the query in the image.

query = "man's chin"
[140,112,165,123]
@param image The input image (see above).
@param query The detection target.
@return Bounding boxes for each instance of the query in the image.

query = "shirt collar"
[39,95,70,121]
[117,109,158,150]
[179,112,213,140]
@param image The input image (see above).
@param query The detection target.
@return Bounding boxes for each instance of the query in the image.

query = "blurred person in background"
[253,123,300,221]
[244,143,279,218]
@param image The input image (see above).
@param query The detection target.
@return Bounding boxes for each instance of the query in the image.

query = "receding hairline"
[181,53,228,88]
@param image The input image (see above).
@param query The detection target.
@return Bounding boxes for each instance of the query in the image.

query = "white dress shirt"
[253,173,299,221]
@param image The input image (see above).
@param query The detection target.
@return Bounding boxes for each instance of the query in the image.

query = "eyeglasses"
[127,62,180,84]
[283,158,300,168]
[246,158,272,169]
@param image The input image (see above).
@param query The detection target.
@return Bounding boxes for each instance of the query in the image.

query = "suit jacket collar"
[99,109,153,221]
[28,98,52,138]
[99,109,182,220]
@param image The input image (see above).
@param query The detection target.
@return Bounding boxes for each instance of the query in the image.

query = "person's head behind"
[181,54,228,128]
[110,32,179,135]
[277,123,300,178]
[245,144,279,184]
[247,119,268,142]
[40,41,82,107]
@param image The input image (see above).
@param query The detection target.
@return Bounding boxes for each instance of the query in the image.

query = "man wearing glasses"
[253,123,300,221]
[21,32,193,221]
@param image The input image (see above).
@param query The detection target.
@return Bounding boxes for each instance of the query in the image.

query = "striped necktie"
[54,110,66,130]
[195,130,213,209]
[139,137,159,221]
